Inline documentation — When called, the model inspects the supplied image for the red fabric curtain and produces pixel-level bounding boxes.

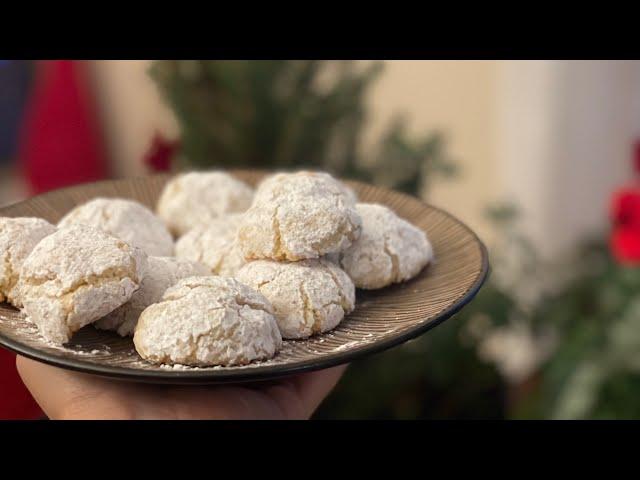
[20,60,108,193]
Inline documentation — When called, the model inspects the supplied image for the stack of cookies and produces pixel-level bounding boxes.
[0,170,433,367]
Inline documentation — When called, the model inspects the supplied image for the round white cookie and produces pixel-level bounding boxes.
[238,171,362,261]
[235,258,355,339]
[156,172,254,236]
[19,224,148,344]
[58,197,174,257]
[175,214,246,277]
[0,217,56,307]
[134,276,281,367]
[333,203,433,289]
[95,256,209,337]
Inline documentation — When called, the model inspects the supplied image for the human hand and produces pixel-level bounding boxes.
[16,356,346,420]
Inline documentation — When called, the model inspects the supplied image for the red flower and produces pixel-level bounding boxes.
[143,133,179,172]
[610,186,640,265]
[611,228,640,265]
[611,187,640,230]
[607,140,640,265]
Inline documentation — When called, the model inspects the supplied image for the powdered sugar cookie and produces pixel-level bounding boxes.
[235,258,355,339]
[333,203,433,289]
[19,224,148,344]
[134,276,281,366]
[0,217,56,307]
[175,214,246,277]
[156,172,254,236]
[238,171,362,261]
[95,256,209,337]
[58,197,174,256]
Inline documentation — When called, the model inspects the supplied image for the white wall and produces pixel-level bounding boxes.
[495,60,640,259]
[366,61,498,243]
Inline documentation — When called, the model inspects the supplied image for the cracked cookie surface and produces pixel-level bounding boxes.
[237,171,362,261]
[19,224,148,344]
[0,217,56,307]
[333,203,433,289]
[175,214,246,277]
[254,171,358,205]
[134,276,282,366]
[235,258,355,339]
[95,256,209,337]
[58,197,174,257]
[157,172,254,236]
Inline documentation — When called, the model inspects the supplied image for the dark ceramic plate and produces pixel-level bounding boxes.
[0,170,489,384]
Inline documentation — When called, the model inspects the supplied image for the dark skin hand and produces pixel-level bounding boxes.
[16,356,346,420]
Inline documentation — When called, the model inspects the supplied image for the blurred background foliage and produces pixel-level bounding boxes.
[151,60,640,419]
[150,60,457,196]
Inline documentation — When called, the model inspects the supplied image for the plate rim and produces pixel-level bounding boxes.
[0,173,490,384]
